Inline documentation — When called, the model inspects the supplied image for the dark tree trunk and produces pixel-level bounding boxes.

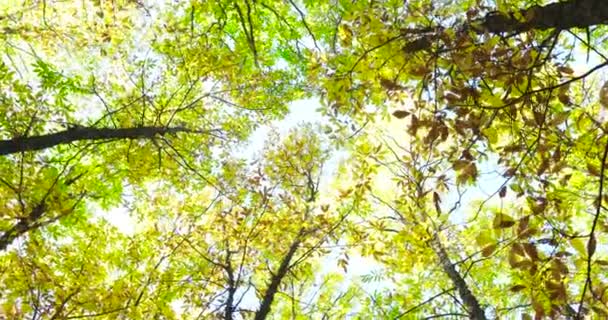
[403,0,608,53]
[224,256,237,320]
[429,235,487,320]
[0,126,205,155]
[479,0,608,34]
[224,285,236,320]
[254,233,302,320]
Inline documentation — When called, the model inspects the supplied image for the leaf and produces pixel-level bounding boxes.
[571,238,587,257]
[458,162,478,184]
[337,258,349,272]
[533,111,544,125]
[532,297,545,319]
[408,115,420,135]
[588,162,601,177]
[481,244,497,257]
[558,93,570,105]
[475,231,493,247]
[517,216,530,235]
[591,306,608,317]
[503,167,517,177]
[551,259,569,276]
[499,186,507,198]
[522,243,539,261]
[595,260,608,266]
[338,23,353,47]
[557,66,574,74]
[528,197,546,215]
[511,243,525,256]
[452,160,469,170]
[508,251,520,268]
[493,213,515,229]
[552,147,561,162]
[518,227,538,239]
[536,158,549,176]
[433,191,441,204]
[601,80,608,108]
[510,183,524,197]
[509,284,526,292]
[433,191,441,215]
[392,110,410,119]
[588,235,597,257]
[381,78,402,91]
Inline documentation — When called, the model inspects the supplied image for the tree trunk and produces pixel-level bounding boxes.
[254,232,303,320]
[478,0,608,34]
[403,0,608,53]
[0,126,208,155]
[429,234,487,320]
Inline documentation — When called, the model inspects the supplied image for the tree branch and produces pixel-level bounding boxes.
[0,203,45,251]
[224,247,237,320]
[403,0,608,53]
[576,136,608,318]
[0,191,86,252]
[0,126,215,155]
[478,0,608,34]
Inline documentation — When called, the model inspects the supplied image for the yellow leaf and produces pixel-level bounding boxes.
[475,231,492,247]
[571,238,586,257]
[338,24,353,47]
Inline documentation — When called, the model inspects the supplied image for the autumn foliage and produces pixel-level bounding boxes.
[2,0,608,319]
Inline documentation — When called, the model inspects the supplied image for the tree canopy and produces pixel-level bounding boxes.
[2,0,608,319]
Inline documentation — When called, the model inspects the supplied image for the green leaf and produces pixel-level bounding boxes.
[493,213,516,229]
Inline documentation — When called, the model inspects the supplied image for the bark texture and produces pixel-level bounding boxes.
[479,0,608,33]
[0,126,204,156]
[403,0,608,53]
[429,235,487,320]
[254,234,302,320]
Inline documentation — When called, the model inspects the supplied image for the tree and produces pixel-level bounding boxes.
[2,0,608,319]
[0,0,300,254]
[304,0,608,318]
